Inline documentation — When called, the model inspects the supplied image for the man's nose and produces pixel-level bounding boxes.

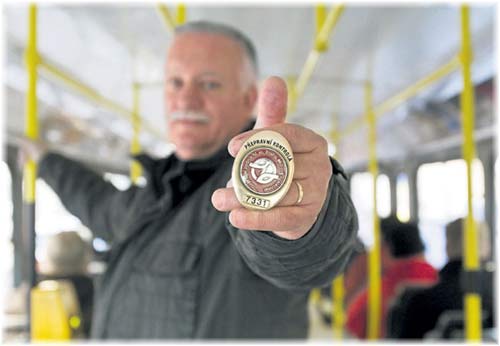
[177,84,203,110]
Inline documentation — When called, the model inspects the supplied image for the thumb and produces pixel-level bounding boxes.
[254,76,288,129]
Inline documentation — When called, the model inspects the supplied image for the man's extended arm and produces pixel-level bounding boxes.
[226,168,358,290]
[38,152,138,244]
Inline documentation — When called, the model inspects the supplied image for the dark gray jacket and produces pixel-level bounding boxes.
[38,143,358,339]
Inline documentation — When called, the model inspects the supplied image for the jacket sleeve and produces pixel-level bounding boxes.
[38,152,138,244]
[226,159,359,291]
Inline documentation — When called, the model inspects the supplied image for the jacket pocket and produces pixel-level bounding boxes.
[133,240,201,276]
[111,241,201,339]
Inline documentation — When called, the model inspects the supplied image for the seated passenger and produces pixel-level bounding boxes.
[346,216,438,339]
[343,238,368,309]
[387,218,493,339]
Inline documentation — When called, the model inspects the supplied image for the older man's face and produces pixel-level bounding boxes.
[165,32,257,161]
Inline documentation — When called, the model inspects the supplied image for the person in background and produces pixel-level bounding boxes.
[346,216,438,339]
[387,218,494,339]
[38,231,94,338]
[19,21,358,339]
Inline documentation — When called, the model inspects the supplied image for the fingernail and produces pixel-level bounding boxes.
[228,139,240,157]
[228,211,236,226]
[211,190,222,210]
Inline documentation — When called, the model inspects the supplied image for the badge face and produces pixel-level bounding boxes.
[232,130,294,210]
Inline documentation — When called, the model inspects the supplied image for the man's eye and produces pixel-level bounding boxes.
[167,78,183,89]
[200,81,221,90]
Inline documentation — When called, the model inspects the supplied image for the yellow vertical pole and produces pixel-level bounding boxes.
[459,5,482,341]
[24,4,39,202]
[24,4,39,339]
[330,109,345,339]
[366,81,381,340]
[176,4,186,25]
[331,275,345,339]
[130,83,142,184]
[308,4,332,316]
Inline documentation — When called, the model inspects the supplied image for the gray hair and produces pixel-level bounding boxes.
[174,21,259,82]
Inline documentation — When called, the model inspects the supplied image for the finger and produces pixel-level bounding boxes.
[254,76,288,129]
[228,124,326,157]
[278,179,316,207]
[229,205,316,233]
[212,187,239,211]
[257,178,317,208]
[212,177,317,212]
[290,151,332,180]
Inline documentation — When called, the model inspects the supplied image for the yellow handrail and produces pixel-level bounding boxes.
[156,4,186,31]
[130,83,143,184]
[293,50,322,103]
[289,5,345,113]
[459,5,481,341]
[374,56,461,117]
[316,5,345,51]
[37,58,164,140]
[315,4,328,52]
[339,56,461,139]
[176,4,186,25]
[286,76,297,115]
[366,81,381,340]
[156,4,177,32]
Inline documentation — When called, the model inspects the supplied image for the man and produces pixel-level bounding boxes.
[20,21,358,339]
[346,217,437,339]
[387,218,493,339]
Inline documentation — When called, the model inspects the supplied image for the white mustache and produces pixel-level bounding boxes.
[170,111,211,123]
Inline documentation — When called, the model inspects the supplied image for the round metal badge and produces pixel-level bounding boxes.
[232,130,294,210]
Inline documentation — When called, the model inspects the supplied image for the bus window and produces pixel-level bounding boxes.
[35,179,91,264]
[396,173,410,222]
[417,159,485,269]
[351,172,391,247]
[377,175,391,218]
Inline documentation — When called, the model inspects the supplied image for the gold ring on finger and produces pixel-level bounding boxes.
[294,181,304,205]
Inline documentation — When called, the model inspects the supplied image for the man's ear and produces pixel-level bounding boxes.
[243,84,258,112]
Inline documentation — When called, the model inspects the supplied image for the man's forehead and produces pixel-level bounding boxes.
[171,31,243,51]
[166,32,245,72]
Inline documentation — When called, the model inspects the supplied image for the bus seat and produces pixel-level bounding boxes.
[31,279,82,340]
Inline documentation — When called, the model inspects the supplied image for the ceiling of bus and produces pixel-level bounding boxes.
[4,4,496,171]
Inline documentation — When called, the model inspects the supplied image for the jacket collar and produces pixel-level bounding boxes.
[132,119,255,182]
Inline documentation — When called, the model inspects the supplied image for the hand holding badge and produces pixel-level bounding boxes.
[232,130,295,210]
[211,77,332,240]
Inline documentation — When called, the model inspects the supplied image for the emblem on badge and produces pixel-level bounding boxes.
[232,130,294,210]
